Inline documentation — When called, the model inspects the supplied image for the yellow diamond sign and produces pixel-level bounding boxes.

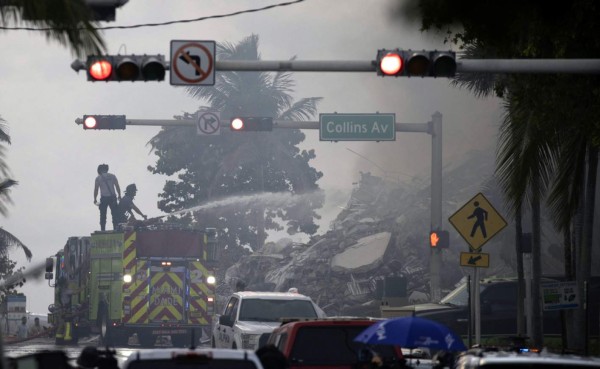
[449,192,507,250]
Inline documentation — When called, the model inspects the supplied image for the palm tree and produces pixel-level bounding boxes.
[0,0,105,57]
[0,117,32,261]
[451,44,534,339]
[148,34,324,255]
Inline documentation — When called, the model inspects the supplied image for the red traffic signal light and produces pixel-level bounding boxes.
[378,51,403,76]
[88,58,113,81]
[230,117,274,132]
[86,55,166,82]
[376,49,457,78]
[81,115,126,130]
[430,230,449,248]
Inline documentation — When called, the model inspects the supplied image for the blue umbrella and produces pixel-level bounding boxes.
[354,316,467,351]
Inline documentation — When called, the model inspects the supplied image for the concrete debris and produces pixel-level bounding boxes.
[220,150,568,317]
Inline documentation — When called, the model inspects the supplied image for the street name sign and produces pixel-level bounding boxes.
[319,113,396,141]
[460,252,490,268]
[449,192,507,251]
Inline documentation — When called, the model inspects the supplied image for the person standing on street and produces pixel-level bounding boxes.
[94,164,121,231]
[17,316,28,340]
[29,317,43,336]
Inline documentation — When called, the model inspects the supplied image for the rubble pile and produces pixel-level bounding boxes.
[220,149,566,317]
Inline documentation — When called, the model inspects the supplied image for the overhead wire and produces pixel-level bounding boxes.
[0,0,306,31]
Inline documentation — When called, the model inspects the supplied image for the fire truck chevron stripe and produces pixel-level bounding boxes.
[189,296,207,311]
[189,303,209,322]
[149,305,180,321]
[129,281,149,300]
[189,261,211,296]
[151,272,184,289]
[149,271,184,322]
[122,232,137,271]
[129,297,149,323]
[192,261,209,275]
[124,260,149,324]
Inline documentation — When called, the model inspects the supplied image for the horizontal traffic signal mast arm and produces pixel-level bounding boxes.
[72,57,600,76]
[214,59,600,74]
[75,117,431,132]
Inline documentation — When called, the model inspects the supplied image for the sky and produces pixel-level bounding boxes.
[0,0,502,314]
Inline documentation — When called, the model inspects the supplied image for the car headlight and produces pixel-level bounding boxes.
[241,333,260,349]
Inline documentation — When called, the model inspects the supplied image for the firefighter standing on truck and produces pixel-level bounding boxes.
[94,164,121,231]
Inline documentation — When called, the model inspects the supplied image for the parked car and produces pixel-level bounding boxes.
[454,348,600,369]
[213,291,326,350]
[382,277,600,337]
[267,317,431,369]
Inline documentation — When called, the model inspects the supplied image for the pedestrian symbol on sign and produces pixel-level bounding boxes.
[467,201,488,238]
[448,193,507,251]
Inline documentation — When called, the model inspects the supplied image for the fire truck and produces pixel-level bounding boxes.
[47,225,218,347]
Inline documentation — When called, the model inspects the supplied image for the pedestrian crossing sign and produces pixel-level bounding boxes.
[449,192,507,251]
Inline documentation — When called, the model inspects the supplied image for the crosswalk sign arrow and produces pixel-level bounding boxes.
[468,255,482,265]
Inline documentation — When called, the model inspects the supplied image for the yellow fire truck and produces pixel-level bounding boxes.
[48,225,217,347]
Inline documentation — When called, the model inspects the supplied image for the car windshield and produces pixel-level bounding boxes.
[290,326,400,365]
[239,299,318,321]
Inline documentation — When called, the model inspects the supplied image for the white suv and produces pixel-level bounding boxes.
[212,291,326,350]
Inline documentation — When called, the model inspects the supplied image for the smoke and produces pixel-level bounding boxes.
[166,190,325,217]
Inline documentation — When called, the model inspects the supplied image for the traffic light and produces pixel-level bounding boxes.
[21,0,128,22]
[86,54,166,82]
[44,257,54,280]
[85,0,129,21]
[376,49,457,78]
[81,115,126,130]
[430,230,449,249]
[230,117,274,132]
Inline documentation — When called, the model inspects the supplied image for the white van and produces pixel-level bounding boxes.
[212,291,326,350]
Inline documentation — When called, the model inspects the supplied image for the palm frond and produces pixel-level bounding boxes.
[546,135,587,231]
[0,228,32,261]
[0,0,106,57]
[278,97,323,122]
[451,42,505,98]
[0,116,11,144]
[0,179,17,216]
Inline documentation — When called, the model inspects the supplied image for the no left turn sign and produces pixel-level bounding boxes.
[170,40,216,86]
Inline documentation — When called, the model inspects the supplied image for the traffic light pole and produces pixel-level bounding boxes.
[430,113,443,302]
[77,114,445,300]
[214,59,600,74]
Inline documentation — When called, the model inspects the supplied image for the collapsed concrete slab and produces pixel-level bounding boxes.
[330,232,392,273]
